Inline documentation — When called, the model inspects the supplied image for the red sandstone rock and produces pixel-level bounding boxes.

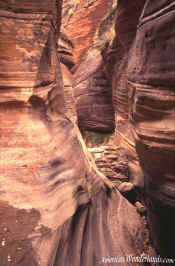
[61,0,114,69]
[73,47,115,132]
[110,0,146,192]
[112,0,146,156]
[127,0,175,258]
[0,1,151,265]
[61,0,117,133]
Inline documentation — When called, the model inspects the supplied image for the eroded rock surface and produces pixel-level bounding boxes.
[108,0,175,260]
[60,0,117,133]
[89,145,129,187]
[127,1,175,258]
[1,0,174,263]
[60,0,117,69]
[74,48,115,132]
[0,0,154,265]
[112,0,146,158]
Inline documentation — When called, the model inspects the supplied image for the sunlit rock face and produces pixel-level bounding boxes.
[0,0,153,265]
[127,0,175,258]
[60,0,116,70]
[70,1,117,133]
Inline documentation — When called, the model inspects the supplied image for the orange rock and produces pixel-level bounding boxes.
[61,0,113,68]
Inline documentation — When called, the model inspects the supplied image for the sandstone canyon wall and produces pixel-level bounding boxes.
[0,0,151,265]
[60,0,117,69]
[57,0,118,133]
[127,0,175,258]
[112,0,146,187]
[0,0,175,264]
[112,0,175,260]
[72,0,117,133]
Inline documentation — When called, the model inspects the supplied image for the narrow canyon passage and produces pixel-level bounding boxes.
[0,0,175,265]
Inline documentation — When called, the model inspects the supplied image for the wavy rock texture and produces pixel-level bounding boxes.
[61,0,117,133]
[0,0,153,265]
[58,33,75,72]
[127,0,175,258]
[73,47,115,133]
[111,0,175,259]
[112,0,146,157]
[57,33,76,121]
[60,62,77,122]
[60,0,117,69]
[110,0,146,192]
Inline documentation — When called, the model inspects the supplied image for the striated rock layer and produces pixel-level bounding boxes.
[111,0,146,191]
[60,0,117,69]
[73,47,115,133]
[110,0,175,259]
[0,0,153,265]
[127,0,175,258]
[60,0,117,133]
[112,0,146,157]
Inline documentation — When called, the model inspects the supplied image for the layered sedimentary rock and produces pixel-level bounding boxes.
[61,0,117,69]
[112,0,146,155]
[0,0,153,265]
[60,0,117,133]
[72,1,118,133]
[73,47,115,132]
[111,0,146,190]
[60,62,77,122]
[57,33,76,121]
[89,145,129,186]
[127,0,175,258]
[58,33,75,72]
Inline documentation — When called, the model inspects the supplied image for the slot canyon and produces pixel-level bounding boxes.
[0,0,175,265]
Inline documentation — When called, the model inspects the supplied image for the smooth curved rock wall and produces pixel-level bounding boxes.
[0,0,152,265]
[127,0,175,257]
[112,0,146,159]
